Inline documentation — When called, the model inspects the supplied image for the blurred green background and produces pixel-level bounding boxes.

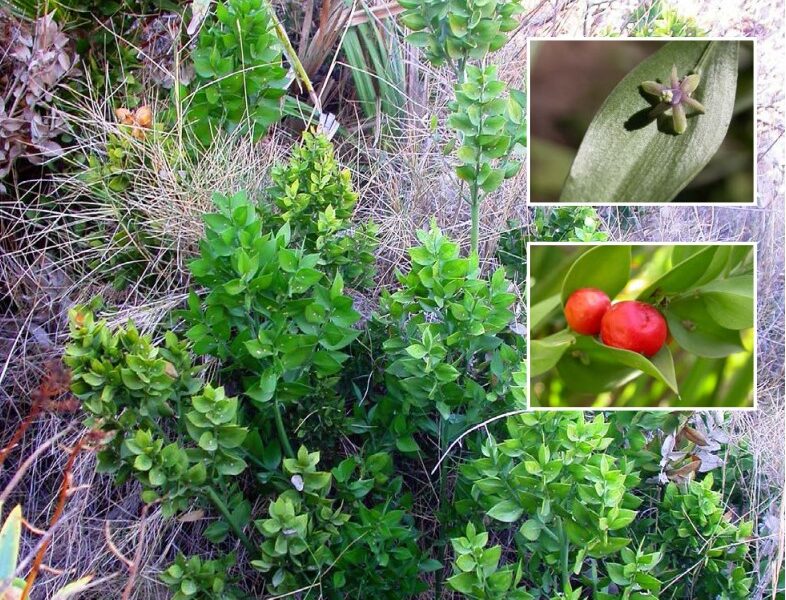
[530,244,755,408]
[530,40,754,203]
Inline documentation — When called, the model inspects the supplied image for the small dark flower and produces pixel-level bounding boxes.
[641,65,706,134]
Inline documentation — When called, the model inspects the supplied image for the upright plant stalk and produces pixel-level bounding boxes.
[273,400,295,459]
[434,418,448,599]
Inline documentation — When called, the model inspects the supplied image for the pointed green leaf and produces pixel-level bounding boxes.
[530,330,576,377]
[556,336,678,395]
[561,245,631,303]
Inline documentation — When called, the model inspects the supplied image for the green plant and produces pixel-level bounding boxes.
[64,308,252,545]
[184,0,287,146]
[160,553,239,599]
[183,188,362,453]
[497,208,608,281]
[341,18,409,128]
[599,545,662,600]
[251,445,427,597]
[262,131,378,288]
[398,0,523,71]
[368,222,525,596]
[184,384,248,478]
[370,223,524,453]
[398,0,525,255]
[447,522,532,599]
[626,1,707,37]
[123,428,198,516]
[454,411,755,599]
[64,309,199,433]
[448,65,525,251]
[655,474,753,599]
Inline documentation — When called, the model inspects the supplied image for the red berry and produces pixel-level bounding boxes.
[564,288,611,336]
[600,301,668,357]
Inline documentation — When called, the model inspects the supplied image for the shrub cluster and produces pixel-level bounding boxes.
[60,132,755,599]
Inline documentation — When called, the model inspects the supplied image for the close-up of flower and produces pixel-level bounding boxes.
[641,65,706,134]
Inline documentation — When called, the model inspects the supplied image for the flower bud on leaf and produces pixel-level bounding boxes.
[640,65,706,134]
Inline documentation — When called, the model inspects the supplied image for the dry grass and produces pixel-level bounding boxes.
[0,0,784,598]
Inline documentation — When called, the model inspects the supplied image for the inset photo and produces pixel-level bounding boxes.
[528,243,755,409]
[528,39,755,204]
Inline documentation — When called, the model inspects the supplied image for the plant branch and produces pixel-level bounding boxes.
[205,487,255,554]
[273,400,295,459]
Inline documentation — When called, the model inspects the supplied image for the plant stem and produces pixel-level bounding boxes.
[434,417,448,600]
[205,487,255,554]
[266,0,322,117]
[469,180,480,256]
[559,518,570,593]
[273,400,295,459]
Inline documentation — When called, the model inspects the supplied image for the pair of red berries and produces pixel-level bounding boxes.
[563,288,668,357]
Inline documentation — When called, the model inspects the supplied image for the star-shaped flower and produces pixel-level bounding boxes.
[641,65,705,134]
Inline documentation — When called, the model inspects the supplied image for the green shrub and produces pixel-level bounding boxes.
[398,0,523,69]
[160,553,240,599]
[251,445,427,598]
[64,309,245,518]
[497,207,608,281]
[453,411,754,599]
[654,474,753,599]
[60,126,760,599]
[369,223,525,454]
[447,522,531,599]
[182,188,362,450]
[262,131,378,288]
[185,0,287,146]
[448,64,525,248]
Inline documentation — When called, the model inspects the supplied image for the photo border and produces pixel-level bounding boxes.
[525,240,758,411]
[525,37,758,207]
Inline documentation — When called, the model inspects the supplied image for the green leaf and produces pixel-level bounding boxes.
[638,246,718,300]
[134,454,153,471]
[607,563,630,586]
[561,245,631,303]
[529,294,561,332]
[699,274,754,329]
[530,330,575,377]
[181,579,198,595]
[447,572,478,594]
[199,431,218,452]
[560,41,740,203]
[406,344,428,359]
[665,296,745,358]
[557,336,678,395]
[148,467,166,487]
[395,435,420,454]
[217,455,247,476]
[519,519,542,541]
[487,499,523,523]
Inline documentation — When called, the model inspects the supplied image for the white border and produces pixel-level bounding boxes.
[525,241,758,411]
[525,37,758,207]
